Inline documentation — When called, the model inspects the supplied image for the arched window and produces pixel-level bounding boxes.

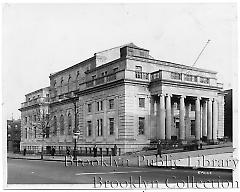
[68,113,72,135]
[60,115,64,135]
[53,116,57,135]
[60,77,64,86]
[53,80,57,88]
[68,75,71,83]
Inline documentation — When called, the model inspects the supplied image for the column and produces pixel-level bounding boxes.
[185,102,191,139]
[195,97,201,141]
[179,95,185,140]
[150,96,157,139]
[159,94,165,140]
[207,99,213,140]
[171,101,175,137]
[212,98,218,142]
[166,94,172,140]
[202,100,207,139]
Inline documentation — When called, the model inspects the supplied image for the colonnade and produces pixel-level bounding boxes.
[151,94,218,142]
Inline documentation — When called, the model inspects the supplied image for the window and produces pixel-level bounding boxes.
[68,113,72,135]
[191,104,195,111]
[87,121,92,136]
[53,80,57,87]
[46,127,50,138]
[101,72,105,77]
[184,74,198,82]
[61,78,64,86]
[138,117,145,135]
[139,98,145,108]
[60,115,64,135]
[46,94,49,97]
[34,127,37,138]
[191,120,195,135]
[76,71,80,78]
[135,66,143,79]
[177,103,180,110]
[97,119,103,136]
[200,77,209,84]
[109,118,114,135]
[25,117,27,124]
[109,99,114,109]
[34,115,37,122]
[96,101,103,111]
[25,128,27,139]
[68,75,71,83]
[53,116,57,135]
[104,71,108,76]
[171,72,181,80]
[87,103,92,113]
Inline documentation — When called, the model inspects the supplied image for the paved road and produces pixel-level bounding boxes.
[8,159,232,189]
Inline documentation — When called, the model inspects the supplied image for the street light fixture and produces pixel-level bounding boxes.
[73,131,80,161]
[62,93,79,160]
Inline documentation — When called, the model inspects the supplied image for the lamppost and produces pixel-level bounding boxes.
[64,94,79,161]
[73,132,80,161]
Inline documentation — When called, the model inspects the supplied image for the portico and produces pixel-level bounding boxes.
[150,94,219,143]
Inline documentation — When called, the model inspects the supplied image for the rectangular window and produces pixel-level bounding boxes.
[34,127,37,138]
[177,103,180,110]
[138,117,145,135]
[97,119,103,136]
[171,72,181,80]
[200,77,209,84]
[191,120,195,135]
[135,66,143,79]
[109,99,114,109]
[139,98,145,108]
[97,102,99,111]
[87,103,92,113]
[191,104,195,111]
[184,74,198,82]
[109,118,114,135]
[34,115,37,122]
[25,117,27,124]
[96,101,103,111]
[87,121,92,136]
[25,128,27,139]
[46,127,49,138]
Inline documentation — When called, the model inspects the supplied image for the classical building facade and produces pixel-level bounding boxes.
[19,87,50,152]
[19,43,225,154]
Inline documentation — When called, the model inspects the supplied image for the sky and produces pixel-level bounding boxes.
[2,3,238,122]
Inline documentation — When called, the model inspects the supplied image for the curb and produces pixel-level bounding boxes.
[149,165,233,172]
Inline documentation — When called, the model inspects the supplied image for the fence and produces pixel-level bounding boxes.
[19,140,185,157]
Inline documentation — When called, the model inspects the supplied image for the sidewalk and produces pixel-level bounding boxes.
[7,143,234,170]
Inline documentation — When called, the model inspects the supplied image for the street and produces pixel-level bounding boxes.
[8,158,232,188]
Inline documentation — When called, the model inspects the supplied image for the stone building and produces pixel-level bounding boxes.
[19,43,225,154]
[19,87,50,152]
